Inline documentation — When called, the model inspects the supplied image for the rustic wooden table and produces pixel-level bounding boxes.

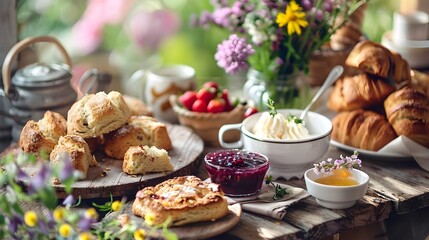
[2,140,428,239]
[196,145,429,240]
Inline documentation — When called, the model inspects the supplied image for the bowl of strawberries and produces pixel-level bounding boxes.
[170,81,246,146]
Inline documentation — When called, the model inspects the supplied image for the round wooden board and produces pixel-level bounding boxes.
[104,202,242,240]
[17,124,204,199]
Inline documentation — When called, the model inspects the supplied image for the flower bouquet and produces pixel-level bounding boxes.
[193,0,367,108]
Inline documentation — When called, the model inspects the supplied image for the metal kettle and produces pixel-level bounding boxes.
[0,36,77,142]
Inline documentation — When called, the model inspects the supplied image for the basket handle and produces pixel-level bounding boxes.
[1,35,72,98]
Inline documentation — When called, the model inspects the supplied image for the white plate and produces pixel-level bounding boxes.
[330,140,415,162]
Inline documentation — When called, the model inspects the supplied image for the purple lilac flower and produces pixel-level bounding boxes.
[62,195,75,207]
[212,7,233,28]
[324,0,333,12]
[7,213,23,233]
[77,216,97,231]
[215,34,255,74]
[29,163,51,194]
[302,0,313,10]
[58,152,74,182]
[262,0,278,8]
[314,8,324,21]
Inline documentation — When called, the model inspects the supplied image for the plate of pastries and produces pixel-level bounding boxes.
[327,40,429,160]
[17,91,204,198]
[106,175,242,240]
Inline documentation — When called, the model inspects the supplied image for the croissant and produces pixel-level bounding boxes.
[332,109,397,151]
[410,69,429,97]
[384,86,429,148]
[345,41,411,87]
[328,74,395,112]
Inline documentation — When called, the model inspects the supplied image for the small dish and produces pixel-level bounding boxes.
[218,109,333,180]
[304,168,369,209]
[204,149,269,197]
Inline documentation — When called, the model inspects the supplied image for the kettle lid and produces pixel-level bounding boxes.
[12,63,72,87]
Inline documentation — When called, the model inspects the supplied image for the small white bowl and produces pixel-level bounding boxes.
[219,109,332,180]
[304,168,370,209]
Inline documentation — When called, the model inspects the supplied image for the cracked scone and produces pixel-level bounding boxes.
[67,91,131,138]
[50,135,98,179]
[123,145,173,175]
[132,176,229,226]
[104,116,172,159]
[19,111,67,155]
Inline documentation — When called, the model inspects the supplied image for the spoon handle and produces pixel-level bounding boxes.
[300,65,344,120]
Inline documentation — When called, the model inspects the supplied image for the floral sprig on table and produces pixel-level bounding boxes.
[313,151,362,174]
[0,152,177,240]
[265,175,288,200]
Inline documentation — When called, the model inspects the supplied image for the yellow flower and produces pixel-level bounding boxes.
[111,200,122,212]
[85,208,98,220]
[53,207,65,222]
[276,0,309,35]
[59,223,73,238]
[24,211,38,227]
[144,213,156,226]
[134,228,147,240]
[78,232,93,240]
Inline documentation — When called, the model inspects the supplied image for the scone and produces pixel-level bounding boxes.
[50,135,98,179]
[67,91,131,138]
[19,111,67,155]
[132,176,229,226]
[123,95,153,116]
[123,145,173,175]
[104,116,172,159]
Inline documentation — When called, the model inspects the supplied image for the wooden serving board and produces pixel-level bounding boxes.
[104,202,241,240]
[3,124,204,199]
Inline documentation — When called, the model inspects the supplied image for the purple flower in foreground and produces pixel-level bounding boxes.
[58,152,74,181]
[62,195,75,207]
[77,216,97,231]
[215,34,254,74]
[29,163,51,194]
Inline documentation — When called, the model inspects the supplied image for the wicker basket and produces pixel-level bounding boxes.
[169,95,245,146]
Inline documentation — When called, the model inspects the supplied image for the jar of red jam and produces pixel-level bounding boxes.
[204,149,269,197]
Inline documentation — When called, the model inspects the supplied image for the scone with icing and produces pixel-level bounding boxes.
[132,176,229,226]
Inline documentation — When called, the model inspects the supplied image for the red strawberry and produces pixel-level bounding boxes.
[179,91,197,110]
[196,88,216,103]
[207,98,226,113]
[203,81,219,91]
[220,89,232,111]
[244,107,258,118]
[192,99,208,112]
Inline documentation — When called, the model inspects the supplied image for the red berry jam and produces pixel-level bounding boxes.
[204,150,269,197]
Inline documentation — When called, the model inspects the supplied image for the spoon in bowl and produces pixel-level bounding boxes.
[299,65,344,120]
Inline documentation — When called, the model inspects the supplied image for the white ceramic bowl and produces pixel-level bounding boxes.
[304,168,370,209]
[218,109,332,180]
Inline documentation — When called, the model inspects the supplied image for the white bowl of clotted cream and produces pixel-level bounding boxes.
[218,109,332,180]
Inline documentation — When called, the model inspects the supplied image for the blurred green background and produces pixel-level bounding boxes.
[16,0,399,89]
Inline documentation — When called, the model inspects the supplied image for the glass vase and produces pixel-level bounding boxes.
[243,68,311,110]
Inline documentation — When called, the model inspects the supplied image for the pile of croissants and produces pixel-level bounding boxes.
[328,40,429,151]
